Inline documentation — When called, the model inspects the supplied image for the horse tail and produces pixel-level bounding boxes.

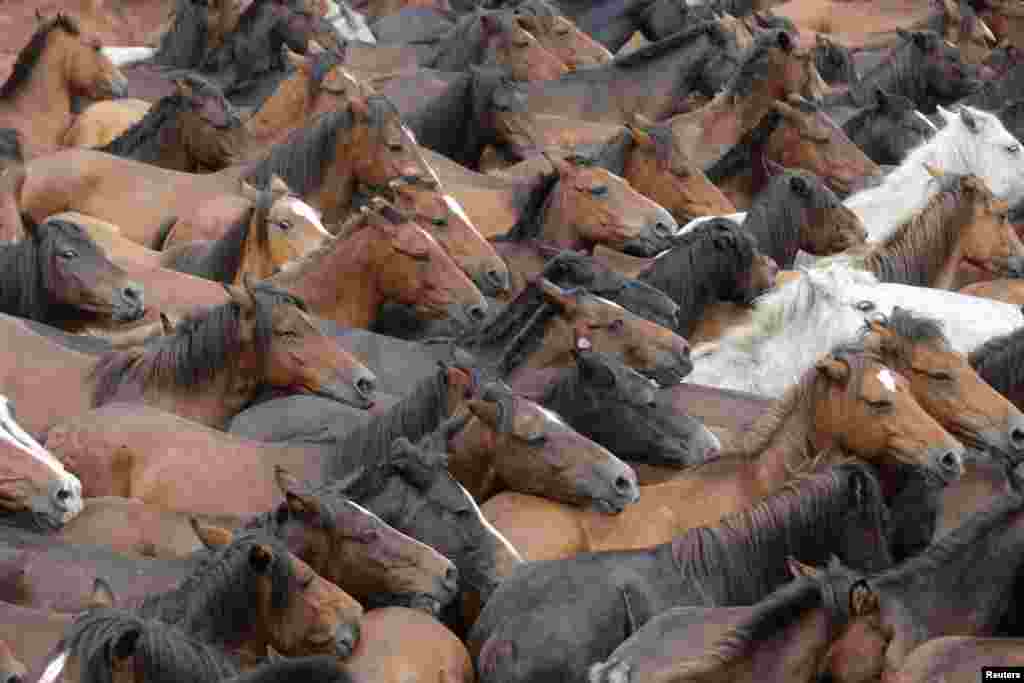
[152,216,179,251]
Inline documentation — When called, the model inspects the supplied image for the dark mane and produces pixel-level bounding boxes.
[864,172,974,286]
[137,531,297,646]
[722,29,796,99]
[191,189,272,283]
[153,0,209,68]
[671,462,890,605]
[612,22,726,69]
[65,608,238,683]
[0,218,94,321]
[0,14,81,100]
[969,325,1024,398]
[224,656,351,683]
[89,282,305,405]
[590,128,634,175]
[704,108,783,184]
[245,96,401,196]
[0,128,24,162]
[320,365,455,480]
[491,168,560,242]
[743,169,841,268]
[100,94,190,159]
[459,279,563,377]
[845,31,944,107]
[638,218,758,336]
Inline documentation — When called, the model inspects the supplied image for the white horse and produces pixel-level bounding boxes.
[325,0,377,43]
[679,105,1024,242]
[687,264,1024,396]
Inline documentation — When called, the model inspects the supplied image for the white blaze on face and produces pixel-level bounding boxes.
[40,650,68,683]
[877,368,897,393]
[286,198,329,235]
[443,195,475,229]
[0,396,68,479]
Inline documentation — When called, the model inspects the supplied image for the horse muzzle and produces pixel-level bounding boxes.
[926,443,966,484]
[315,369,377,410]
[620,214,679,258]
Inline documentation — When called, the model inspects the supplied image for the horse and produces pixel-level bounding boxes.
[0,129,26,244]
[817,481,1024,683]
[511,11,613,69]
[478,13,570,82]
[160,178,330,284]
[931,0,998,65]
[0,218,145,328]
[351,175,511,297]
[0,281,375,435]
[841,87,938,165]
[480,344,965,565]
[846,105,1024,242]
[0,14,127,160]
[20,95,431,248]
[0,639,23,683]
[61,99,154,148]
[458,277,692,386]
[0,395,83,531]
[266,197,487,329]
[469,464,893,683]
[636,218,778,338]
[586,563,879,683]
[814,33,859,85]
[840,170,1024,290]
[891,636,1024,683]
[94,74,243,173]
[665,30,827,168]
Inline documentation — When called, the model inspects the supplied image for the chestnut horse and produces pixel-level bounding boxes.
[511,12,613,70]
[0,129,27,243]
[0,217,145,328]
[19,95,430,248]
[0,14,127,159]
[62,98,154,149]
[0,395,83,530]
[0,282,375,435]
[481,344,965,564]
[479,13,569,82]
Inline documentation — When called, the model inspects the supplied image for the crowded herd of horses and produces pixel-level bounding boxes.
[8,0,1024,680]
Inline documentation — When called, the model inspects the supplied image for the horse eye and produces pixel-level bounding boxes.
[928,370,954,381]
[854,300,875,312]
[588,186,609,197]
[277,220,292,231]
[608,319,625,332]
[432,217,448,227]
[866,398,893,410]
[455,508,473,519]
[525,434,548,446]
[59,249,77,259]
[1007,143,1020,154]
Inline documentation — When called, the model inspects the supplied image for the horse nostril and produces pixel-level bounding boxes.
[356,376,375,398]
[1013,427,1024,446]
[614,475,632,493]
[56,488,71,502]
[654,222,673,238]
[467,302,488,323]
[122,285,141,302]
[939,450,962,474]
[486,269,508,289]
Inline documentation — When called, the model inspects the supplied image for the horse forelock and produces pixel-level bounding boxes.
[67,609,238,683]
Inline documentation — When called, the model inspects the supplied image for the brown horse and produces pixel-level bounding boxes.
[937,0,998,65]
[959,278,1024,304]
[0,129,27,244]
[356,175,511,296]
[161,178,330,284]
[0,639,24,683]
[0,282,376,435]
[268,197,487,329]
[512,13,613,69]
[668,30,828,167]
[845,171,1024,290]
[0,217,145,327]
[480,13,569,82]
[19,95,430,248]
[892,636,1024,682]
[62,99,153,148]
[0,14,127,160]
[481,344,965,563]
[0,394,83,530]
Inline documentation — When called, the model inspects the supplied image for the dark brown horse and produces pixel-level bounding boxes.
[0,218,145,327]
[0,14,126,160]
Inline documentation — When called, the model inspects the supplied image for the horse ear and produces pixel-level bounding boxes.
[223,282,256,311]
[922,163,944,178]
[275,466,323,519]
[159,312,175,335]
[786,557,823,579]
[239,180,262,202]
[89,577,117,609]
[959,106,980,133]
[625,119,655,149]
[248,545,274,574]
[850,579,879,616]
[285,47,310,72]
[467,398,503,429]
[537,278,579,316]
[935,104,955,125]
[815,356,851,384]
[873,87,889,110]
[911,31,932,51]
[269,175,290,198]
[789,174,811,198]
[190,518,234,550]
[266,645,284,662]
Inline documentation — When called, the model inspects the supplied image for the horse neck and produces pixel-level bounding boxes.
[514,315,576,374]
[538,189,593,251]
[744,195,800,267]
[244,75,312,147]
[268,231,382,328]
[4,47,75,154]
[864,199,964,287]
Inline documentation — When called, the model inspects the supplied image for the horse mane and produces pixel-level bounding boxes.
[89,282,305,405]
[234,0,276,33]
[612,22,726,68]
[491,167,560,242]
[721,29,795,100]
[744,170,837,267]
[842,90,918,139]
[320,365,454,481]
[245,96,396,196]
[198,190,272,283]
[969,324,1024,396]
[66,608,238,683]
[100,94,190,158]
[223,656,351,683]
[137,531,297,645]
[704,108,783,183]
[0,218,77,321]
[0,128,23,162]
[863,172,977,286]
[0,14,80,100]
[153,0,209,68]
[669,576,825,677]
[639,218,757,336]
[864,306,949,357]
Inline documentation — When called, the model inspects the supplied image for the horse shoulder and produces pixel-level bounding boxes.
[481,492,586,563]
